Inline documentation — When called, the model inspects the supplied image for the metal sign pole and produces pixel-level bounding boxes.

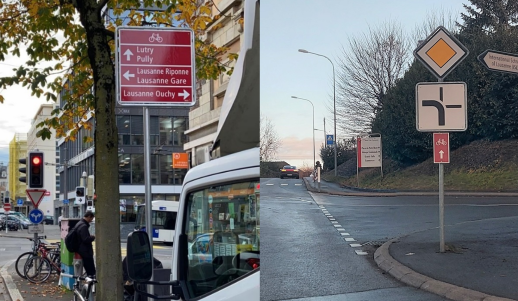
[438,77,445,253]
[143,107,154,298]
[439,163,445,252]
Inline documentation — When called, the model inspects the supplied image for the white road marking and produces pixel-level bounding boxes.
[295,184,302,186]
[340,233,350,236]
[333,225,342,228]
[350,244,362,247]
[336,228,346,231]
[329,218,335,221]
[355,250,368,256]
[344,237,356,242]
[331,221,338,224]
[266,183,274,186]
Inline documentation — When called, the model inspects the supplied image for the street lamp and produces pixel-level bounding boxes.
[291,96,315,170]
[298,49,337,176]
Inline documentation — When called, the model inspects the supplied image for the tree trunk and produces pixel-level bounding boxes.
[73,1,122,300]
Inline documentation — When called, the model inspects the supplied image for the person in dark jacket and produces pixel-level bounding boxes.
[75,211,96,277]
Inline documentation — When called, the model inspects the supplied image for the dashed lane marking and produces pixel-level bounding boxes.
[340,233,350,236]
[336,228,346,231]
[350,244,362,248]
[266,184,274,186]
[355,250,368,256]
[333,225,342,228]
[344,237,356,242]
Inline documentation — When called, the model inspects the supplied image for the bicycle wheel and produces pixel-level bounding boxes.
[15,252,35,279]
[24,256,52,283]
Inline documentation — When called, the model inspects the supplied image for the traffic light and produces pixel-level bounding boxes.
[19,157,27,183]
[3,197,8,204]
[76,186,85,198]
[29,151,44,188]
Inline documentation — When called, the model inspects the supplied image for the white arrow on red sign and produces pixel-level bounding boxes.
[26,189,46,208]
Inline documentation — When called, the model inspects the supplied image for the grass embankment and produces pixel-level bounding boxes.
[322,139,518,192]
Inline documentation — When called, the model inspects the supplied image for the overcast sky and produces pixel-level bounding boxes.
[0,57,50,166]
[261,0,469,168]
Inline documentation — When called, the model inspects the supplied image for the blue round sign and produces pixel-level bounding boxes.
[29,209,44,224]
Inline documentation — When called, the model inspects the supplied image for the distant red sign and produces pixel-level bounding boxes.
[116,27,195,106]
[433,133,450,163]
[3,203,10,212]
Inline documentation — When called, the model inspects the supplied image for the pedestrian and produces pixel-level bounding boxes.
[75,211,96,277]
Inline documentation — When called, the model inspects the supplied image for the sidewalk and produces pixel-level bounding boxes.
[0,223,133,301]
[0,225,73,301]
[305,177,518,301]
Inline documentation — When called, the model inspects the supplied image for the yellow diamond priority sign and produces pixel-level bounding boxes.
[414,26,468,79]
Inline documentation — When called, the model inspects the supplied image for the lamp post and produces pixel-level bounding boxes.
[298,49,337,176]
[291,96,315,170]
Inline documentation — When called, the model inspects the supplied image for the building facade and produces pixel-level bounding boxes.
[184,0,244,165]
[8,133,28,214]
[0,162,7,202]
[56,101,190,223]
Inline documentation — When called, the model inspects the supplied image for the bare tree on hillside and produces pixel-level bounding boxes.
[260,115,282,162]
[336,21,410,136]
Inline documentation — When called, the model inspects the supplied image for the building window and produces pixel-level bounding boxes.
[119,154,131,184]
[117,115,144,146]
[131,154,144,184]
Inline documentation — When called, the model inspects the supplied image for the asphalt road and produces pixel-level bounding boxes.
[260,178,448,301]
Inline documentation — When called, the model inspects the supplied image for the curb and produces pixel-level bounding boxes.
[302,177,518,197]
[374,238,515,301]
[0,260,24,301]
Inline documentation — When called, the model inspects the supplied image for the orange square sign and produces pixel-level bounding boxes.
[172,153,189,169]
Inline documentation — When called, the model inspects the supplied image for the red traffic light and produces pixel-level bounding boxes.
[32,156,42,165]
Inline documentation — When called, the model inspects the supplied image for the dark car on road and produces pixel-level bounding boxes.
[43,215,54,225]
[0,215,19,231]
[280,165,299,179]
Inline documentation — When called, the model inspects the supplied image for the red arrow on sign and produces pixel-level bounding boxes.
[26,189,46,208]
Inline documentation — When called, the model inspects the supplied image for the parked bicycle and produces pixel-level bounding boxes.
[62,273,96,301]
[14,236,55,279]
[23,239,62,283]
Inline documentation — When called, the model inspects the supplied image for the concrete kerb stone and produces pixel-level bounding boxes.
[0,260,24,301]
[376,237,515,301]
[301,177,518,197]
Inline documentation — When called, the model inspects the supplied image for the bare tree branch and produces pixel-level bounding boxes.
[336,21,410,136]
[260,115,282,162]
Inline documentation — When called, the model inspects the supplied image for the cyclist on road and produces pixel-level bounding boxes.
[75,211,96,277]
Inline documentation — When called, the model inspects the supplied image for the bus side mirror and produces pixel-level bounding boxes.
[126,231,153,282]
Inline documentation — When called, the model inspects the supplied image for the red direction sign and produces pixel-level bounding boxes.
[433,133,450,163]
[116,27,196,106]
[3,203,11,212]
[26,189,46,208]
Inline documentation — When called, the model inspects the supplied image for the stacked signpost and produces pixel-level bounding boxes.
[115,26,196,290]
[413,26,469,253]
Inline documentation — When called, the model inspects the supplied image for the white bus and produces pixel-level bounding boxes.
[135,200,179,245]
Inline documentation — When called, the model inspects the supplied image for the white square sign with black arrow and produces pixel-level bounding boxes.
[416,82,467,132]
